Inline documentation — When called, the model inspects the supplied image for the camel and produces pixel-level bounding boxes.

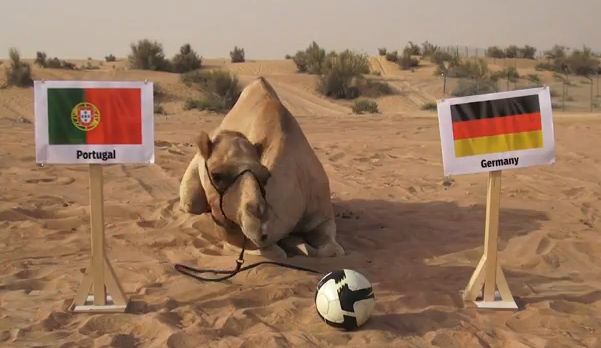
[179,77,344,258]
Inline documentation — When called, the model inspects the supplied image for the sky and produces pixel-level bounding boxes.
[1,0,600,59]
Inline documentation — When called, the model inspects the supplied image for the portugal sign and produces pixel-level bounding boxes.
[437,87,555,176]
[34,81,154,164]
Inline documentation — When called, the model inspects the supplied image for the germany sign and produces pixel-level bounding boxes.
[437,87,555,176]
[34,80,154,164]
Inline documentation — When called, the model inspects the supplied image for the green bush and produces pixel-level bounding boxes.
[447,59,489,79]
[452,79,498,97]
[105,54,116,62]
[352,99,379,114]
[378,48,387,56]
[421,101,437,111]
[385,51,398,62]
[421,41,438,57]
[128,39,171,71]
[182,70,241,112]
[171,43,202,73]
[293,42,325,74]
[6,48,32,87]
[491,66,520,82]
[358,79,394,97]
[230,46,245,63]
[405,41,421,56]
[35,51,47,67]
[318,50,369,99]
[284,54,292,59]
[45,57,76,70]
[399,52,419,70]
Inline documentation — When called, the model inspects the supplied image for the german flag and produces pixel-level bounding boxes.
[451,95,543,157]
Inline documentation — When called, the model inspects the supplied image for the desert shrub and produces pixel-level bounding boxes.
[491,66,520,82]
[378,48,387,56]
[399,52,419,70]
[182,70,241,112]
[358,79,394,97]
[421,101,437,111]
[486,46,505,58]
[128,39,171,71]
[385,51,398,62]
[292,41,326,74]
[292,51,308,72]
[154,103,165,115]
[447,59,490,79]
[405,41,421,56]
[230,46,245,63]
[105,54,116,62]
[284,54,292,59]
[83,61,99,70]
[35,51,47,67]
[527,74,542,85]
[352,99,379,114]
[535,62,555,71]
[452,79,498,97]
[45,57,76,70]
[171,43,202,73]
[421,41,438,57]
[318,50,369,99]
[6,48,32,87]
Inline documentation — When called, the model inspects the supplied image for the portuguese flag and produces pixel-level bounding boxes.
[47,88,142,144]
[451,95,543,157]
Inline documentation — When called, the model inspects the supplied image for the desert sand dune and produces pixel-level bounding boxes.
[1,59,601,347]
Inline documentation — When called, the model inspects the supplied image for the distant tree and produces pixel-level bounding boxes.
[504,45,519,58]
[35,51,47,67]
[566,46,599,76]
[171,43,202,73]
[486,46,505,58]
[230,46,245,63]
[518,45,537,59]
[378,48,387,56]
[105,54,116,62]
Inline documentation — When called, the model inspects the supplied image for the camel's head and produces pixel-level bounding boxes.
[196,129,271,247]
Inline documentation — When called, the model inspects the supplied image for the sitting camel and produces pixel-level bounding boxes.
[179,77,344,258]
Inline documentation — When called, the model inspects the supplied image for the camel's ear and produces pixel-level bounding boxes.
[196,131,212,160]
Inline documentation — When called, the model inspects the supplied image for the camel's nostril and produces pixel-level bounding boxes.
[260,234,268,241]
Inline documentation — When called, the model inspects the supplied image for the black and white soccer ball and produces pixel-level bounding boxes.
[314,269,375,330]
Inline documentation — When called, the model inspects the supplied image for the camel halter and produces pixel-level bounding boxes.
[174,160,320,282]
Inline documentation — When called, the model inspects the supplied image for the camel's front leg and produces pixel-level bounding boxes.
[179,155,209,214]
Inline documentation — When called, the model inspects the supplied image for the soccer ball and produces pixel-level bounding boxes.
[314,269,375,330]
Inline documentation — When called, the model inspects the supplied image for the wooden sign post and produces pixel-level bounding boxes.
[436,87,555,310]
[71,165,128,312]
[462,170,517,309]
[34,80,154,314]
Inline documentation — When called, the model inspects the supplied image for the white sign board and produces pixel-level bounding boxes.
[34,80,154,164]
[437,87,555,176]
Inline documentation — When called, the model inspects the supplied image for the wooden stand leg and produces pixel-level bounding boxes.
[71,164,128,313]
[462,170,517,309]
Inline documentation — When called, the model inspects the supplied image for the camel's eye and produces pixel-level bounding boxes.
[211,172,225,184]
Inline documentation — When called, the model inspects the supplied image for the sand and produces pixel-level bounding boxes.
[1,58,601,347]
